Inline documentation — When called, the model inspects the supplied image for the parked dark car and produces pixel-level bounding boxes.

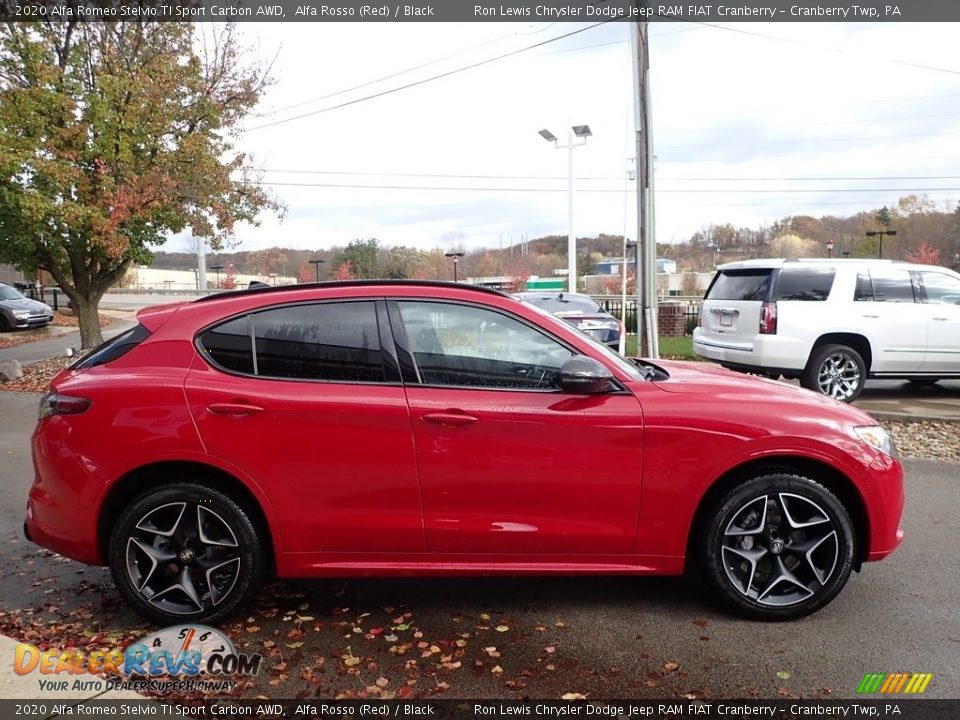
[26,281,903,625]
[514,291,622,350]
[0,283,53,331]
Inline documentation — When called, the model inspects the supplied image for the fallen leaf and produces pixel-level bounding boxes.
[545,646,556,653]
[495,625,510,633]
[376,677,389,688]
[286,642,304,649]
[491,665,503,676]
[664,661,679,672]
[777,671,792,680]
[561,693,587,700]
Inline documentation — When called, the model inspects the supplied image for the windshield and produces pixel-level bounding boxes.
[522,294,602,314]
[0,286,25,301]
[516,298,644,382]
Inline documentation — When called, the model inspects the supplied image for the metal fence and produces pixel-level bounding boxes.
[591,295,702,335]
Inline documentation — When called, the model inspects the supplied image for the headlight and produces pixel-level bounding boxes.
[853,425,898,458]
[14,311,30,319]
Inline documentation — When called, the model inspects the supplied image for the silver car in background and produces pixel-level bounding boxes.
[0,283,53,331]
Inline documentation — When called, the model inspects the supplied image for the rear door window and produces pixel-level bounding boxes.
[198,301,386,382]
[705,270,773,301]
[774,267,835,301]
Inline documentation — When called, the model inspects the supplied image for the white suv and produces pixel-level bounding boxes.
[692,258,960,401]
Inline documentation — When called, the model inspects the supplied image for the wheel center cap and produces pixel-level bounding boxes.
[770,539,785,555]
[179,549,195,564]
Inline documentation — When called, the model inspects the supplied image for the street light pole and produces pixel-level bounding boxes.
[865,229,897,259]
[309,258,326,282]
[209,264,224,290]
[444,251,465,282]
[539,125,592,293]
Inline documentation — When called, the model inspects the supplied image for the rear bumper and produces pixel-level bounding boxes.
[693,331,810,372]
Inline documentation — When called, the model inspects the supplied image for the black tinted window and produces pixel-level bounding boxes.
[253,302,383,382]
[854,272,874,301]
[774,267,835,301]
[706,270,773,301]
[199,316,254,374]
[864,270,915,303]
[73,324,152,369]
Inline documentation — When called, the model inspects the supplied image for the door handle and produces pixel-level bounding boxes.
[422,412,479,427]
[861,314,880,319]
[207,402,264,417]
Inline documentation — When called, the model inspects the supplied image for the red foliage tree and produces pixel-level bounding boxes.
[333,261,356,281]
[905,241,941,266]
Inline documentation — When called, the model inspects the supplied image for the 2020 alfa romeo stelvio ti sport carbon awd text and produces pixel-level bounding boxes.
[24,281,904,624]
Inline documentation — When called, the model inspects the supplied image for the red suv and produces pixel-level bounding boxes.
[25,281,904,623]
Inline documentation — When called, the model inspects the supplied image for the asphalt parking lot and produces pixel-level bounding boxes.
[1,390,958,700]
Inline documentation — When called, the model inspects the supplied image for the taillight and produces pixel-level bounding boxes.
[759,301,778,334]
[38,392,91,420]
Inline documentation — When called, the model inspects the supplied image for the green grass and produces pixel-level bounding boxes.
[625,334,697,360]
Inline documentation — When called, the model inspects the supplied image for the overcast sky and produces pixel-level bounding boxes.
[172,21,960,255]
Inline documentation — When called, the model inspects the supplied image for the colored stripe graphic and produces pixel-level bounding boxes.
[858,673,932,694]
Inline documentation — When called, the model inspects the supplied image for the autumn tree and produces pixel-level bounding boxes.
[334,239,379,279]
[0,22,279,347]
[905,241,941,266]
[333,261,356,281]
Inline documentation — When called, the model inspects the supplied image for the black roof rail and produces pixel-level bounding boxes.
[193,279,511,304]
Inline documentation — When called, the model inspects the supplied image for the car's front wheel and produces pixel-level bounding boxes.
[802,343,866,402]
[701,473,856,621]
[108,483,266,625]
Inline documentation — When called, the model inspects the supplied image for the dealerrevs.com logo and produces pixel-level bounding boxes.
[14,624,261,694]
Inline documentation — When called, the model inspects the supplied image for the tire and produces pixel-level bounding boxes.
[801,343,866,402]
[108,483,266,625]
[0,314,10,332]
[700,473,856,621]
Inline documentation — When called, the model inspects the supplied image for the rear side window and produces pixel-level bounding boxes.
[73,324,152,369]
[198,301,385,383]
[200,316,254,374]
[854,269,915,303]
[774,267,836,301]
[705,270,773,301]
[253,302,383,382]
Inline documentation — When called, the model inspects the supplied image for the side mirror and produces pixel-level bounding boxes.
[558,355,614,394]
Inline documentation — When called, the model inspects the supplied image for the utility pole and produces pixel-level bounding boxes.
[631,20,658,358]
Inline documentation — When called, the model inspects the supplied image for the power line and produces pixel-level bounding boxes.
[243,22,608,133]
[658,111,960,136]
[697,22,960,78]
[252,180,960,194]
[659,130,960,151]
[260,168,960,183]
[252,24,562,119]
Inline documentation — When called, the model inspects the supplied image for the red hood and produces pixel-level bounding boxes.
[648,359,876,424]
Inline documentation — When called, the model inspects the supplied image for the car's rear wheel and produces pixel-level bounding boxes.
[701,473,855,621]
[108,483,266,625]
[802,344,865,402]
